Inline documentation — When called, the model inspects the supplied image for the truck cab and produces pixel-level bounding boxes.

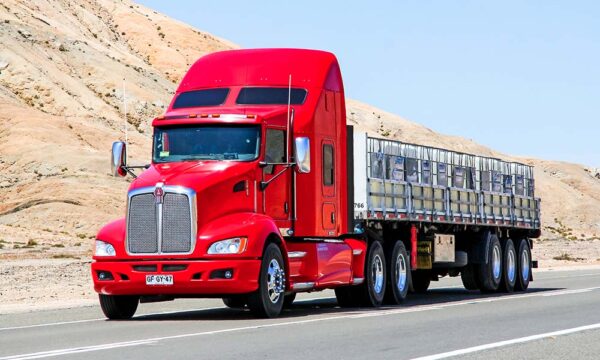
[93,49,360,318]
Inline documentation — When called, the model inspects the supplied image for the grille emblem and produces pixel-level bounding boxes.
[154,185,164,204]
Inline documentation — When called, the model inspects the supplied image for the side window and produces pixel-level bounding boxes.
[264,129,285,174]
[323,144,334,186]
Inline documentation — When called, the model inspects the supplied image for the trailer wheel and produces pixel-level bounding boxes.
[479,234,502,292]
[515,238,531,291]
[384,241,410,304]
[247,243,285,318]
[99,294,139,320]
[222,295,247,309]
[460,264,480,291]
[411,271,431,293]
[498,239,517,293]
[283,293,296,308]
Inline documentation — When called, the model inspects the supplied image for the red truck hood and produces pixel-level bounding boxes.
[130,161,256,193]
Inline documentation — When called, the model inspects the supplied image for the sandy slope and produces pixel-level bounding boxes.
[0,0,599,312]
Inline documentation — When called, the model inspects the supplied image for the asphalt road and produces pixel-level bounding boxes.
[2,268,600,360]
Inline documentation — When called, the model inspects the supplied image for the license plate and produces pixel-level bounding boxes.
[146,274,173,286]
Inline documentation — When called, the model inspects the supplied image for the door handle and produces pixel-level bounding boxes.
[331,212,335,224]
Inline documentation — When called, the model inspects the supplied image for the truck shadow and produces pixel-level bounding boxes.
[129,287,561,322]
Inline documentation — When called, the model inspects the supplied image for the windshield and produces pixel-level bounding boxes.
[153,125,261,163]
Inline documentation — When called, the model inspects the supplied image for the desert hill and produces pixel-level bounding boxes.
[0,0,599,311]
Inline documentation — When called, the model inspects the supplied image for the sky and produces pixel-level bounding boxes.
[138,1,599,167]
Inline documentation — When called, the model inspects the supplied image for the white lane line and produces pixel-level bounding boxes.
[0,295,335,332]
[0,306,221,332]
[0,339,157,360]
[3,286,600,360]
[1,282,598,332]
[540,272,600,280]
[410,322,600,360]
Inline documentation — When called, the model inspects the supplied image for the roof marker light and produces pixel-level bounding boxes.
[189,114,197,118]
[211,114,220,118]
[246,114,256,119]
[200,114,208,118]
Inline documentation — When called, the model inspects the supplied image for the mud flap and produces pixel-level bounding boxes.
[469,230,492,265]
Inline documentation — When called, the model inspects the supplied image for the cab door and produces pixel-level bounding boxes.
[263,128,290,221]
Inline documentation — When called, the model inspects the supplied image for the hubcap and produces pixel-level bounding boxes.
[267,259,285,303]
[372,254,384,294]
[396,253,407,292]
[492,245,501,280]
[521,248,530,281]
[508,248,516,283]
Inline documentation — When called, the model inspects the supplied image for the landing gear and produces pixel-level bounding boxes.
[248,243,286,318]
[99,294,139,320]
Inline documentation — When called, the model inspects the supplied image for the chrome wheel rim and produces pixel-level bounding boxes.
[396,253,407,292]
[267,259,285,303]
[372,254,384,294]
[508,248,516,283]
[521,247,530,281]
[492,246,501,280]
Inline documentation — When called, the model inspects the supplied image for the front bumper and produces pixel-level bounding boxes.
[92,259,261,296]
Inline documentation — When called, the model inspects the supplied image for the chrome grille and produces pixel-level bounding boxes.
[126,186,196,255]
[128,194,158,253]
[161,193,192,253]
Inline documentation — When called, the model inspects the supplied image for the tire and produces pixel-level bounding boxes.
[283,293,296,308]
[247,243,286,318]
[384,241,410,304]
[222,295,247,309]
[362,241,386,306]
[411,271,431,293]
[335,286,362,307]
[461,264,480,291]
[498,239,517,293]
[99,294,139,320]
[479,234,502,292]
[515,238,531,291]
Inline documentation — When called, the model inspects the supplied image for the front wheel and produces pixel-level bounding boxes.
[99,294,139,320]
[247,243,286,318]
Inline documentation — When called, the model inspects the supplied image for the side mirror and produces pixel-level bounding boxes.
[111,141,127,177]
[294,137,310,173]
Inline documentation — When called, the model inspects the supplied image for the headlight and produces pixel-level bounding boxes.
[207,237,247,254]
[95,240,116,256]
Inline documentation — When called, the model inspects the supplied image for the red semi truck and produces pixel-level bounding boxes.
[93,48,540,319]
